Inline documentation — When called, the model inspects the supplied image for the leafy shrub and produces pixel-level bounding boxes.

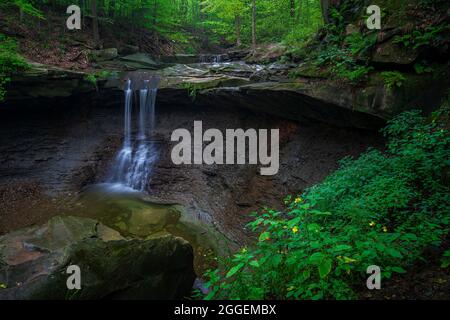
[0,0,43,19]
[0,34,28,101]
[204,106,450,300]
[316,45,373,84]
[83,70,117,89]
[344,32,377,56]
[380,71,406,90]
[84,74,98,86]
[314,27,377,85]
[442,251,450,268]
[414,62,433,75]
[393,24,449,50]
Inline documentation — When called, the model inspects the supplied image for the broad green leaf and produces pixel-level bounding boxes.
[258,231,270,242]
[311,210,332,216]
[334,244,352,252]
[226,263,244,278]
[307,223,320,233]
[318,258,332,278]
[387,248,403,259]
[249,260,260,268]
[391,266,406,273]
[310,241,321,249]
[308,252,324,264]
[302,270,311,280]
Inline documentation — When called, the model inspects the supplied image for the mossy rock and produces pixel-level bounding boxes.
[371,39,419,65]
[160,54,199,64]
[87,48,119,62]
[119,53,159,68]
[291,62,331,79]
[0,216,196,300]
[7,63,95,100]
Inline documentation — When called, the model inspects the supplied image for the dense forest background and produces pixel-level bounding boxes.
[0,0,323,50]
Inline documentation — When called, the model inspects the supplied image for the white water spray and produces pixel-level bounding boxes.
[108,78,159,191]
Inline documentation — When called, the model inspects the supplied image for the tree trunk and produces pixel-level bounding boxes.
[235,14,241,47]
[320,0,332,24]
[304,0,310,25]
[251,0,257,50]
[290,0,295,18]
[91,0,100,48]
[181,0,188,22]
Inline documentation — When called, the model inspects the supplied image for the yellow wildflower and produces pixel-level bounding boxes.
[369,221,376,227]
[292,226,299,234]
[382,226,388,233]
[294,197,303,204]
[241,248,248,254]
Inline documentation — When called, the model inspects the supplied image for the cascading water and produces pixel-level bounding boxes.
[108,77,159,191]
[199,54,224,64]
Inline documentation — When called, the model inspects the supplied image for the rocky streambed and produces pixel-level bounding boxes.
[1,56,444,299]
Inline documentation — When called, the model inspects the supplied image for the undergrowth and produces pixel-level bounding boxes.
[0,34,28,101]
[202,105,450,300]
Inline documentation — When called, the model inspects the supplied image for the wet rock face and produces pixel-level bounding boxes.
[6,62,95,101]
[143,104,383,243]
[0,93,123,195]
[0,216,196,300]
[160,54,201,64]
[0,93,383,244]
[6,61,448,131]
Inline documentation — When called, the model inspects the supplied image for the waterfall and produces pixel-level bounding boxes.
[199,54,224,64]
[108,78,159,191]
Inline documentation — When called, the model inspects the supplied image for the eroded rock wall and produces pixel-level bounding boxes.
[0,94,383,243]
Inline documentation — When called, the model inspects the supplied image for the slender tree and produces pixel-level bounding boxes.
[251,0,256,49]
[290,0,295,18]
[91,0,100,47]
[235,14,241,46]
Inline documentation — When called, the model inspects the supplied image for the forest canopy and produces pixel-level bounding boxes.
[1,0,324,48]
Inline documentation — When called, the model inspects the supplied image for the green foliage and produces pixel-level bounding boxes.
[182,82,202,100]
[84,74,97,86]
[0,34,28,101]
[204,107,450,300]
[316,45,373,84]
[0,0,43,19]
[83,70,117,89]
[2,0,324,51]
[414,62,434,75]
[308,24,378,84]
[393,24,449,50]
[202,0,322,46]
[442,251,450,269]
[380,71,406,90]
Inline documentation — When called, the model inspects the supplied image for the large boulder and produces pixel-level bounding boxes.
[0,216,196,300]
[93,53,160,71]
[5,62,95,101]
[88,48,119,62]
[160,54,200,64]
[119,53,159,69]
[195,66,449,130]
[118,44,140,56]
[371,39,420,65]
